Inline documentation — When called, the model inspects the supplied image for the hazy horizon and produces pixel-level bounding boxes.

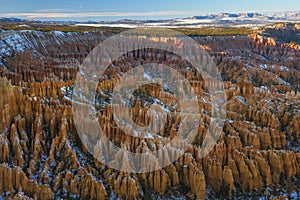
[1,10,300,23]
[0,0,299,21]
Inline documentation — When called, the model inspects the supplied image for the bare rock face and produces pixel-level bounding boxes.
[105,170,140,199]
[0,133,10,163]
[264,150,299,183]
[147,169,170,195]
[222,166,234,197]
[188,163,206,199]
[249,151,272,186]
[203,156,223,192]
[249,33,277,46]
[228,147,263,192]
[0,164,53,199]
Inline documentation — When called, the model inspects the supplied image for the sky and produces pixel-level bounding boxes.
[0,0,299,21]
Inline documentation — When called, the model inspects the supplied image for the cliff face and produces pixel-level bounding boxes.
[0,26,299,199]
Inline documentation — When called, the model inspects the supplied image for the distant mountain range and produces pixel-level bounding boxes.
[1,11,300,28]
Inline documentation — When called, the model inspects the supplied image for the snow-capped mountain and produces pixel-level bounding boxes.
[73,11,300,28]
[1,11,299,28]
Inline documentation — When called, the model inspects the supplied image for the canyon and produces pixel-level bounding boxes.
[0,23,299,199]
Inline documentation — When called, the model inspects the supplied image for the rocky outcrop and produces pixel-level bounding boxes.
[105,170,140,199]
[0,164,53,199]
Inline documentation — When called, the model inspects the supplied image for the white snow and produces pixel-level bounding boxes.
[143,72,152,80]
[174,19,215,24]
[290,191,299,199]
[260,86,269,92]
[259,64,268,70]
[279,66,289,71]
[76,23,140,28]
[53,31,65,36]
[4,34,25,52]
[235,96,248,105]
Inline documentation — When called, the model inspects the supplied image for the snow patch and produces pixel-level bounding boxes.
[53,31,65,36]
[259,64,268,70]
